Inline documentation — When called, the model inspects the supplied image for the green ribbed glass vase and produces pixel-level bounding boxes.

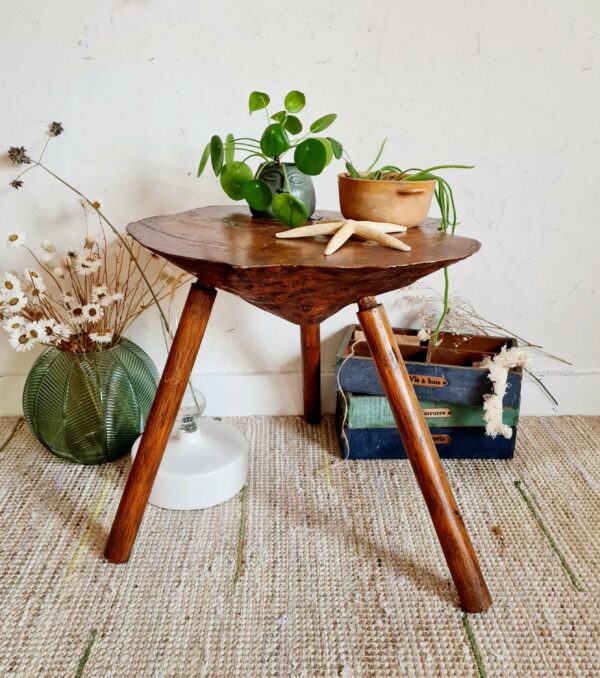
[22,338,158,465]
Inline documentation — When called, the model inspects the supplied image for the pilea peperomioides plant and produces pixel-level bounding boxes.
[197,90,343,228]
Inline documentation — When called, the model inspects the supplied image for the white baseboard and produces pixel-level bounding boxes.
[1,371,599,417]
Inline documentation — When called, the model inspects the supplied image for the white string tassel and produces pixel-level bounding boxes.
[480,347,531,439]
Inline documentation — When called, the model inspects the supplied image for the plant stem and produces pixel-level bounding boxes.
[365,138,387,173]
[240,153,268,164]
[280,163,292,194]
[431,267,450,346]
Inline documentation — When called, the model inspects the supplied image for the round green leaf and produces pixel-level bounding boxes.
[284,90,306,113]
[210,135,224,176]
[260,123,290,157]
[272,193,307,228]
[315,137,333,167]
[224,133,235,166]
[309,113,337,133]
[219,161,253,200]
[249,91,270,114]
[327,136,343,160]
[243,179,272,211]
[271,110,286,124]
[294,138,327,176]
[197,142,211,177]
[284,115,302,135]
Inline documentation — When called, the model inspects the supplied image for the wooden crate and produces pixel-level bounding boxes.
[335,325,522,460]
[336,325,523,407]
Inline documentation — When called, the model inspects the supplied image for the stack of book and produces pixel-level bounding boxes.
[335,326,522,460]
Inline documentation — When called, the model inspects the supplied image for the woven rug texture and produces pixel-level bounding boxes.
[0,415,598,677]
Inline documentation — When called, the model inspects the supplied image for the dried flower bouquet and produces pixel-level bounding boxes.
[1,221,188,354]
[4,122,190,355]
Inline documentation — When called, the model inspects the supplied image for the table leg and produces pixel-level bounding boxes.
[300,323,321,424]
[104,282,217,563]
[357,296,492,612]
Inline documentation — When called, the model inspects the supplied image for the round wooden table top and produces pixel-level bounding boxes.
[127,205,481,324]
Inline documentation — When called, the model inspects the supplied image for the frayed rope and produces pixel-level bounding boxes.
[480,346,530,439]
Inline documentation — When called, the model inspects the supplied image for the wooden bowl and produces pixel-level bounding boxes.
[338,173,436,228]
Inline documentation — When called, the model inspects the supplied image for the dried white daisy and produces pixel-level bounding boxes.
[69,305,85,325]
[90,330,113,345]
[2,315,27,332]
[81,303,103,321]
[1,273,22,297]
[6,231,26,249]
[64,246,79,261]
[23,269,44,287]
[75,249,102,276]
[41,240,56,253]
[91,285,109,305]
[109,292,124,303]
[89,198,103,211]
[24,321,42,341]
[8,330,35,352]
[53,267,65,278]
[35,318,59,344]
[40,252,53,265]
[52,322,71,339]
[29,282,47,300]
[3,293,27,314]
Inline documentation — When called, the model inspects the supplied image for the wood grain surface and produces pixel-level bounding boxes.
[357,296,492,612]
[104,283,216,563]
[300,324,321,424]
[127,206,481,324]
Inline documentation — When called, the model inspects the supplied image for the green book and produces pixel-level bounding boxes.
[341,392,519,429]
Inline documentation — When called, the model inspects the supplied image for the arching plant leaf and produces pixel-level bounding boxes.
[294,138,327,175]
[309,113,337,133]
[272,193,308,228]
[260,123,290,157]
[210,135,224,176]
[326,137,343,160]
[224,133,235,166]
[284,90,306,113]
[219,161,253,200]
[197,142,211,177]
[284,115,302,135]
[249,91,270,114]
[243,179,272,211]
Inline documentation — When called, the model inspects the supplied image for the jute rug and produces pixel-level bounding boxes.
[0,416,598,677]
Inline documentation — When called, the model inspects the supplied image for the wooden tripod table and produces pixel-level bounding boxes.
[105,205,492,613]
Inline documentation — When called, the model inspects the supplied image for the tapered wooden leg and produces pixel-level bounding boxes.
[300,323,321,424]
[357,296,492,612]
[105,283,217,563]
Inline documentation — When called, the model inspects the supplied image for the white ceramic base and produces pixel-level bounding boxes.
[131,418,248,510]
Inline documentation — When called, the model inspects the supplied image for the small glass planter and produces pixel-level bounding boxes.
[22,338,158,464]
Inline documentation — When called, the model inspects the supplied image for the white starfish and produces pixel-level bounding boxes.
[275,219,411,255]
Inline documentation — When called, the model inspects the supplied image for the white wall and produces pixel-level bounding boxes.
[1,0,599,416]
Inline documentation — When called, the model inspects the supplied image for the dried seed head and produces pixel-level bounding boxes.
[48,121,64,137]
[8,147,31,165]
[10,179,24,190]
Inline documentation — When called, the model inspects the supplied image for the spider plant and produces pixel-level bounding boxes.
[345,140,474,344]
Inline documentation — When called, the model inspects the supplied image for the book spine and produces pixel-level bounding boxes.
[344,395,519,429]
[339,426,516,460]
